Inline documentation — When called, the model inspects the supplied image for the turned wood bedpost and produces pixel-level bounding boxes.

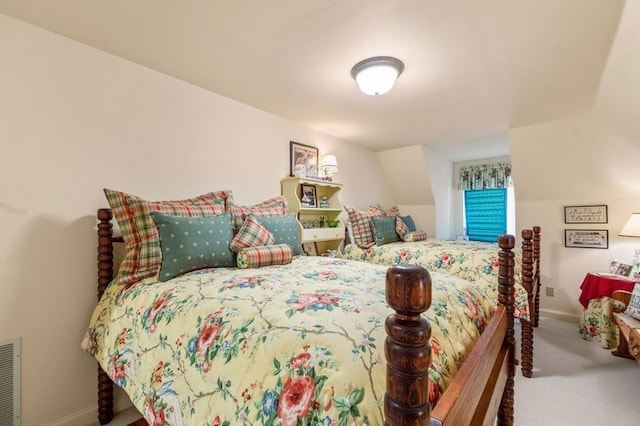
[520,230,534,378]
[533,226,541,327]
[96,208,115,425]
[384,265,432,426]
[498,234,516,424]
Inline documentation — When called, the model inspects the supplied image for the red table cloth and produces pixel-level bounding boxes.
[579,272,637,309]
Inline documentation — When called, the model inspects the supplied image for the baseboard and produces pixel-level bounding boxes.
[539,308,580,323]
[45,390,133,426]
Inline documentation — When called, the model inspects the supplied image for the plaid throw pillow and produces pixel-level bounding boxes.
[103,188,232,285]
[395,216,409,237]
[229,196,288,230]
[402,231,428,242]
[345,205,384,249]
[229,215,275,253]
[237,244,293,269]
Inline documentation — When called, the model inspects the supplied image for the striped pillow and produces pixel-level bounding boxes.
[103,188,232,285]
[395,216,409,237]
[237,244,293,269]
[402,231,428,242]
[229,215,275,252]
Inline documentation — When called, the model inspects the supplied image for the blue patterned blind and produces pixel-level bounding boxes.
[464,188,507,242]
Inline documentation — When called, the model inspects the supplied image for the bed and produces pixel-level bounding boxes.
[342,226,542,378]
[86,206,521,425]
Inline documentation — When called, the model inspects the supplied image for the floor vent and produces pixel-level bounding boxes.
[0,338,20,426]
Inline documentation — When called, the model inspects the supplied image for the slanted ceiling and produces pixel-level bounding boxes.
[0,0,625,160]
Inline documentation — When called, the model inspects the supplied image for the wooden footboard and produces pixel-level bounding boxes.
[519,227,541,378]
[384,235,516,425]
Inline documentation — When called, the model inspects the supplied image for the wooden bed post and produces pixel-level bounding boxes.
[384,265,432,426]
[533,226,542,327]
[96,208,115,425]
[520,230,534,378]
[498,234,516,424]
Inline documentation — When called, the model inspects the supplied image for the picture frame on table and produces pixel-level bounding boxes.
[564,229,608,249]
[290,141,319,178]
[300,184,317,208]
[564,205,608,224]
[302,242,318,256]
[616,263,633,277]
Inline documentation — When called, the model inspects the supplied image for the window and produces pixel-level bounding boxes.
[464,188,507,242]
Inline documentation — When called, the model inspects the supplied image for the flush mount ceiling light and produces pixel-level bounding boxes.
[351,56,404,96]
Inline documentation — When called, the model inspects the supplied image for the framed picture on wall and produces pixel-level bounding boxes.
[290,141,319,178]
[564,229,608,249]
[564,205,608,224]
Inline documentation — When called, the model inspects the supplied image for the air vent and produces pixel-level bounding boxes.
[0,338,20,426]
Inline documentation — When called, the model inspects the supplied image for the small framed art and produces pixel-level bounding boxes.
[302,242,318,256]
[300,184,317,208]
[564,229,608,249]
[616,263,633,277]
[290,141,319,178]
[564,205,608,224]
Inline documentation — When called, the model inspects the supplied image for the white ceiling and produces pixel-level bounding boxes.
[0,0,625,160]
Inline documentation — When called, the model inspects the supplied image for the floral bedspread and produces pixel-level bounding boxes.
[84,256,499,426]
[578,296,625,348]
[342,240,529,320]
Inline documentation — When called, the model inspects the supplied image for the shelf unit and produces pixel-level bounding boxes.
[281,177,344,254]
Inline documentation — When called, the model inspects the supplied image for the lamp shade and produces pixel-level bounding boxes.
[351,56,404,96]
[320,154,339,178]
[620,213,640,237]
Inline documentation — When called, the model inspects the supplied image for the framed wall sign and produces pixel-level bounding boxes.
[564,205,608,224]
[564,229,609,249]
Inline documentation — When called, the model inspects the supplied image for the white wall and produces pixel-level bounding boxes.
[0,14,392,425]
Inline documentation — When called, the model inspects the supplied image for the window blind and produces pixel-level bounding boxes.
[464,188,507,242]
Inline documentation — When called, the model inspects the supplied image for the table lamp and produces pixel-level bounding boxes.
[619,213,640,274]
[320,154,339,181]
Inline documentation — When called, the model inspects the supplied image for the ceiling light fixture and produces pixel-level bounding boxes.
[351,56,404,96]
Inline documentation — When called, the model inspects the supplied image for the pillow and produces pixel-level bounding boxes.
[103,188,232,284]
[399,215,417,232]
[253,214,303,255]
[371,216,401,246]
[229,215,275,253]
[151,212,235,281]
[395,216,409,237]
[624,283,640,321]
[345,205,385,249]
[228,196,288,230]
[345,221,355,245]
[368,204,400,217]
[237,244,293,269]
[402,231,428,242]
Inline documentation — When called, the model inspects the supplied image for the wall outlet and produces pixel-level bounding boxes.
[546,286,554,297]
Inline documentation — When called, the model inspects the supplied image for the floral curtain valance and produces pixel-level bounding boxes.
[458,162,512,190]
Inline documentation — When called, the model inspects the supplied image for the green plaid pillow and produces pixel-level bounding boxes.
[229,215,275,252]
[103,188,232,285]
[371,216,401,246]
[345,205,384,249]
[253,214,303,255]
[151,212,235,281]
[237,244,293,269]
[228,196,288,230]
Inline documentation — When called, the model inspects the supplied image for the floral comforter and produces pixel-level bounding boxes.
[84,256,499,426]
[342,240,529,320]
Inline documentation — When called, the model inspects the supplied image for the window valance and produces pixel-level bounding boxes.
[458,162,512,190]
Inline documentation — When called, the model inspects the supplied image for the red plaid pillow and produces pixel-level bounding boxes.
[402,231,428,242]
[230,215,275,252]
[345,205,385,249]
[237,244,293,268]
[229,196,288,230]
[395,215,409,237]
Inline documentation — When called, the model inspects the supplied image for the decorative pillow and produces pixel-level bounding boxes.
[237,244,293,269]
[345,221,355,245]
[368,204,400,217]
[371,216,401,246]
[228,196,288,230]
[345,205,385,249]
[395,216,409,237]
[151,212,235,281]
[253,214,303,255]
[229,215,275,253]
[402,231,428,242]
[103,188,232,285]
[624,283,640,321]
[399,215,417,232]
